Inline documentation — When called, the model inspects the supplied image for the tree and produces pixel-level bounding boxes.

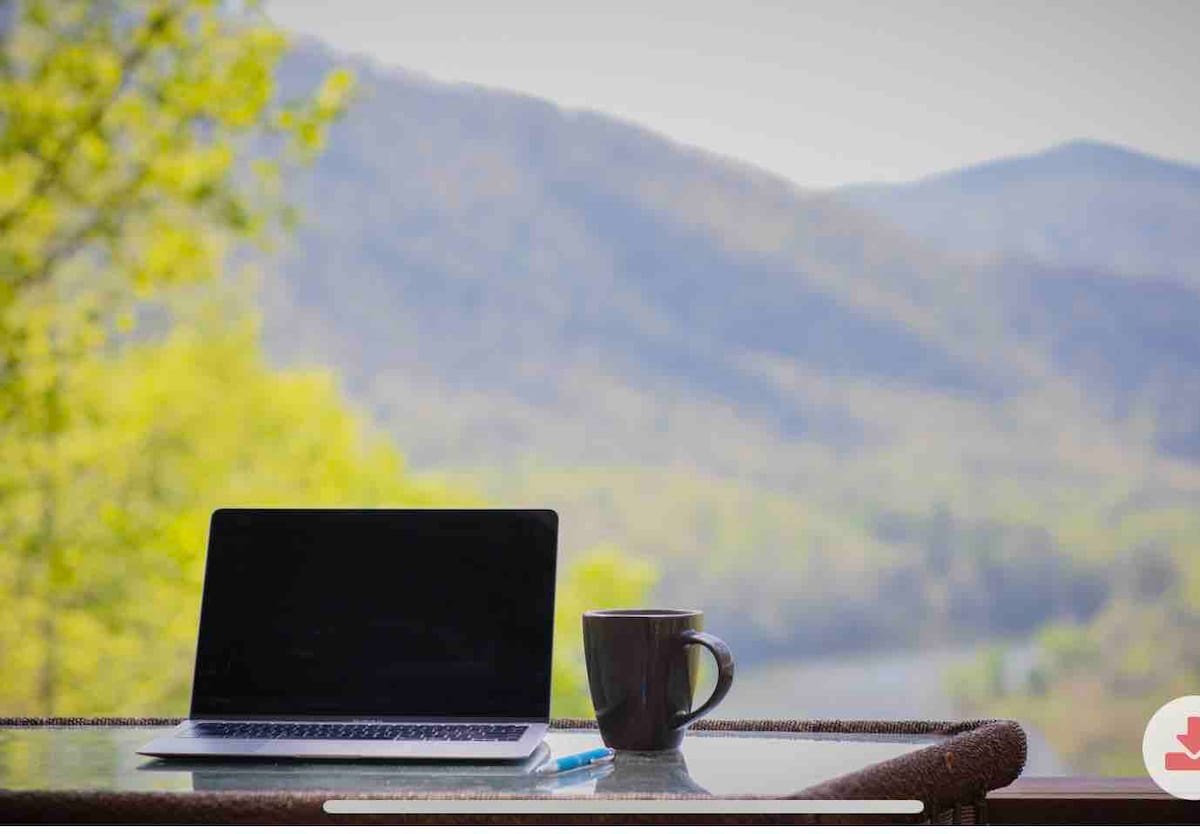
[1,0,352,417]
[0,1,657,716]
[0,0,350,296]
[0,303,455,712]
[951,508,1200,775]
[0,0,352,712]
[0,297,656,714]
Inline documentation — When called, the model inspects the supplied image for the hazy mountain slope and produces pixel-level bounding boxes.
[250,42,1200,655]
[840,140,1200,282]
[841,140,1200,456]
[980,262,1200,456]
[266,43,1041,464]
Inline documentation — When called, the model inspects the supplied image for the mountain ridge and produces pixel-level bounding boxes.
[841,140,1200,193]
[250,40,1200,653]
[838,139,1200,282]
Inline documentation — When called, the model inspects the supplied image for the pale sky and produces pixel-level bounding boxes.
[264,0,1200,188]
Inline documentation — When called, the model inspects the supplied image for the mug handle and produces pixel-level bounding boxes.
[672,630,735,730]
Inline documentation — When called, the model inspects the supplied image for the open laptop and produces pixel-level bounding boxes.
[139,508,557,760]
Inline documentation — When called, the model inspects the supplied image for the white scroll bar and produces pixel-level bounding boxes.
[323,799,924,815]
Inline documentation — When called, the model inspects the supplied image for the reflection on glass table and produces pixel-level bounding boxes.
[139,742,553,794]
[0,725,935,798]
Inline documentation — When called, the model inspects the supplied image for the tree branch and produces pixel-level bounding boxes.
[12,162,153,289]
[0,3,182,233]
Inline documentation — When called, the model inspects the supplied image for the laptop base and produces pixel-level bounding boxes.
[139,720,548,761]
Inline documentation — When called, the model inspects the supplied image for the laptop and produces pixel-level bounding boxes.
[139,508,557,760]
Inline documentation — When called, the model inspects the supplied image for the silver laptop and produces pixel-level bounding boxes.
[139,508,557,760]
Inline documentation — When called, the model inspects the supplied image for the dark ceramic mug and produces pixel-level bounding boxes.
[582,608,735,751]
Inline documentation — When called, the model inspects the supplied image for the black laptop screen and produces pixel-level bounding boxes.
[190,509,557,719]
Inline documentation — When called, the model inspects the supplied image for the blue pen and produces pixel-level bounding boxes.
[534,746,615,775]
[536,761,614,790]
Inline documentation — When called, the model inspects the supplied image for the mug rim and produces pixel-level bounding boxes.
[583,608,701,618]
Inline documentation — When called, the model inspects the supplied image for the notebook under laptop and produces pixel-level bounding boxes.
[139,508,558,760]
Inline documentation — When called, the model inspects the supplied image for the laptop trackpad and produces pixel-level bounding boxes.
[172,739,268,756]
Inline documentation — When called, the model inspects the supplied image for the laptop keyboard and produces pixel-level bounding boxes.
[190,721,527,742]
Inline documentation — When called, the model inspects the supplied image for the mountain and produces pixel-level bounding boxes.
[838,141,1200,455]
[267,43,1031,468]
[840,140,1200,282]
[251,42,1200,657]
[980,260,1200,456]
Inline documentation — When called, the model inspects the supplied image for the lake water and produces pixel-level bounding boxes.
[709,644,1065,776]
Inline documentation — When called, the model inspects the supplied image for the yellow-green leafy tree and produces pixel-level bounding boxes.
[0,0,654,716]
[551,545,659,716]
[0,297,657,714]
[0,304,463,713]
[0,0,353,714]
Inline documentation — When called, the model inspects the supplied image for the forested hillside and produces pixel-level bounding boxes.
[241,44,1200,772]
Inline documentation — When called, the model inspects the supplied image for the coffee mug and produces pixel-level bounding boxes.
[582,608,735,750]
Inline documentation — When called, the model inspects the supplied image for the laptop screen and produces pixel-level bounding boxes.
[190,509,557,720]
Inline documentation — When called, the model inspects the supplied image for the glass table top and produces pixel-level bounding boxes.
[0,726,934,797]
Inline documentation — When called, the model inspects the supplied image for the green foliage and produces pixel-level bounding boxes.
[0,310,457,713]
[0,305,655,714]
[0,0,655,718]
[0,0,353,295]
[551,545,659,716]
[0,0,357,475]
[0,0,353,714]
[447,464,1112,654]
[952,515,1200,775]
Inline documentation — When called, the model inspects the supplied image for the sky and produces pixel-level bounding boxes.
[264,0,1200,189]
